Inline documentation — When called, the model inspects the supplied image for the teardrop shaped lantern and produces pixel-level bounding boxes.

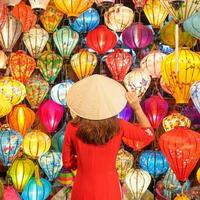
[9,50,36,83]
[29,0,50,10]
[70,49,97,80]
[53,26,79,59]
[86,25,117,55]
[0,14,22,52]
[0,2,8,31]
[0,94,12,118]
[132,0,148,9]
[104,4,134,32]
[0,50,7,69]
[23,25,49,58]
[161,48,200,104]
[117,104,133,121]
[190,81,200,114]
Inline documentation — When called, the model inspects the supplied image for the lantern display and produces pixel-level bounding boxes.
[51,80,74,106]
[8,158,35,192]
[38,99,64,133]
[197,168,200,184]
[0,50,7,69]
[25,72,49,109]
[190,81,200,114]
[0,94,12,118]
[53,26,79,59]
[143,0,168,29]
[132,0,148,9]
[38,150,63,181]
[161,48,200,104]
[71,49,97,80]
[139,150,169,177]
[95,0,115,7]
[159,127,200,182]
[9,50,36,83]
[105,48,132,81]
[117,104,133,122]
[57,167,76,186]
[0,14,22,52]
[69,8,100,33]
[23,130,51,159]
[104,4,134,32]
[140,50,167,79]
[160,77,172,94]
[122,22,153,49]
[0,2,8,31]
[0,77,26,106]
[7,104,35,137]
[11,1,37,33]
[0,126,23,166]
[124,68,151,99]
[40,0,64,33]
[29,0,50,10]
[2,186,21,200]
[21,177,52,200]
[86,25,117,55]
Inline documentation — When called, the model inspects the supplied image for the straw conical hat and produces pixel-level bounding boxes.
[66,74,127,120]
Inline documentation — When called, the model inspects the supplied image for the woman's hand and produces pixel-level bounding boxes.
[125,91,141,111]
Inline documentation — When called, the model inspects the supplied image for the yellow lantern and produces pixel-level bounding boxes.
[196,167,200,184]
[54,0,94,17]
[23,130,51,159]
[161,48,200,104]
[174,194,190,200]
[8,158,35,192]
[0,94,12,118]
[0,50,7,69]
[70,49,97,80]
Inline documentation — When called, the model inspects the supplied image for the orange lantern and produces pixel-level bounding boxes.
[0,50,7,69]
[0,2,8,31]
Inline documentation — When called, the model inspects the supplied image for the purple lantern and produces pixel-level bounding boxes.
[117,104,133,121]
[122,22,153,49]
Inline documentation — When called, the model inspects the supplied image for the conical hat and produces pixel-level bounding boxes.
[66,74,127,120]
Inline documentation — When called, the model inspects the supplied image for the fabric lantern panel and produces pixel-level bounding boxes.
[190,81,200,114]
[2,186,21,200]
[0,2,8,31]
[57,167,76,186]
[0,94,12,118]
[117,104,133,121]
[29,0,50,10]
[0,50,7,69]
[160,77,172,94]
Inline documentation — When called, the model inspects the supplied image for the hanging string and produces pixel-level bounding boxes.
[175,21,179,74]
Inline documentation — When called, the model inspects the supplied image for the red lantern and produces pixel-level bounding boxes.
[0,2,8,31]
[159,127,200,182]
[132,0,148,9]
[105,48,132,81]
[86,25,117,55]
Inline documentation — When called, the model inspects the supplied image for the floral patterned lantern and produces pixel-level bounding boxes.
[190,81,200,114]
[95,0,115,7]
[2,186,21,200]
[0,50,7,69]
[117,104,133,121]
[29,0,50,10]
[0,94,12,118]
[132,0,148,9]
[0,2,8,31]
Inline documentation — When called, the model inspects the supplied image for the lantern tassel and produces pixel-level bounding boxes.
[35,165,42,187]
[175,22,179,74]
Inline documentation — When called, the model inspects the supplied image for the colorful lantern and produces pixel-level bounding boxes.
[8,158,35,192]
[9,50,36,83]
[0,14,22,52]
[161,48,200,104]
[0,94,12,118]
[139,150,169,177]
[86,25,117,55]
[197,168,200,184]
[2,186,21,200]
[57,167,76,186]
[95,0,115,7]
[38,99,64,133]
[105,48,132,81]
[0,50,7,69]
[117,104,133,121]
[0,2,8,31]
[124,68,151,99]
[29,0,50,10]
[174,194,190,200]
[104,4,134,32]
[53,26,79,59]
[122,23,153,49]
[132,0,148,9]
[159,127,200,182]
[70,49,97,80]
[0,126,23,166]
[7,104,35,137]
[160,77,172,94]
[23,130,51,159]
[11,1,37,32]
[190,81,200,114]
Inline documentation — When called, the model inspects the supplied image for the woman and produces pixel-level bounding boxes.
[63,75,154,200]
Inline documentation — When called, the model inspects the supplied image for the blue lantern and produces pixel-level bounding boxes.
[139,150,169,178]
[38,150,63,181]
[21,177,52,200]
[69,8,100,33]
[51,80,74,106]
[0,125,23,166]
[117,104,133,121]
[190,81,200,114]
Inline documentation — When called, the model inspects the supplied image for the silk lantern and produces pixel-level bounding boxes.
[161,48,200,104]
[29,0,50,10]
[104,4,134,32]
[117,104,133,122]
[0,94,12,118]
[0,14,22,52]
[57,167,76,186]
[159,127,200,182]
[9,50,36,83]
[160,77,172,94]
[86,25,117,55]
[0,50,7,69]
[11,1,37,32]
[95,0,115,7]
[70,49,97,80]
[132,0,148,9]
[0,2,8,31]
[174,194,190,200]
[8,158,35,192]
[2,186,21,200]
[190,81,200,114]
[106,48,132,81]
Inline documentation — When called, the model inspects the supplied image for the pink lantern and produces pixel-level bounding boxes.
[105,48,132,81]
[38,99,64,133]
[132,0,148,9]
[0,2,8,31]
[2,186,21,200]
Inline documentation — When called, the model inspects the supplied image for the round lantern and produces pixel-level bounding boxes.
[0,50,7,69]
[0,14,22,52]
[0,2,8,31]
[190,81,200,114]
[197,168,200,184]
[11,1,37,32]
[95,0,115,7]
[8,158,35,192]
[104,4,134,32]
[159,127,200,182]
[86,25,117,55]
[0,126,23,166]
[9,50,36,83]
[29,0,50,10]
[0,94,12,118]
[70,49,97,80]
[21,177,52,200]
[106,48,132,81]
[2,186,21,200]
[53,26,79,59]
[122,22,153,49]
[139,150,169,177]
[124,68,151,99]
[132,0,148,9]
[23,130,51,159]
[117,104,133,121]
[57,167,76,186]
[161,48,200,104]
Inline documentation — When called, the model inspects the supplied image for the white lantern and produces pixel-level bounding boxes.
[190,81,200,114]
[3,0,21,6]
[29,0,50,10]
[0,50,7,69]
